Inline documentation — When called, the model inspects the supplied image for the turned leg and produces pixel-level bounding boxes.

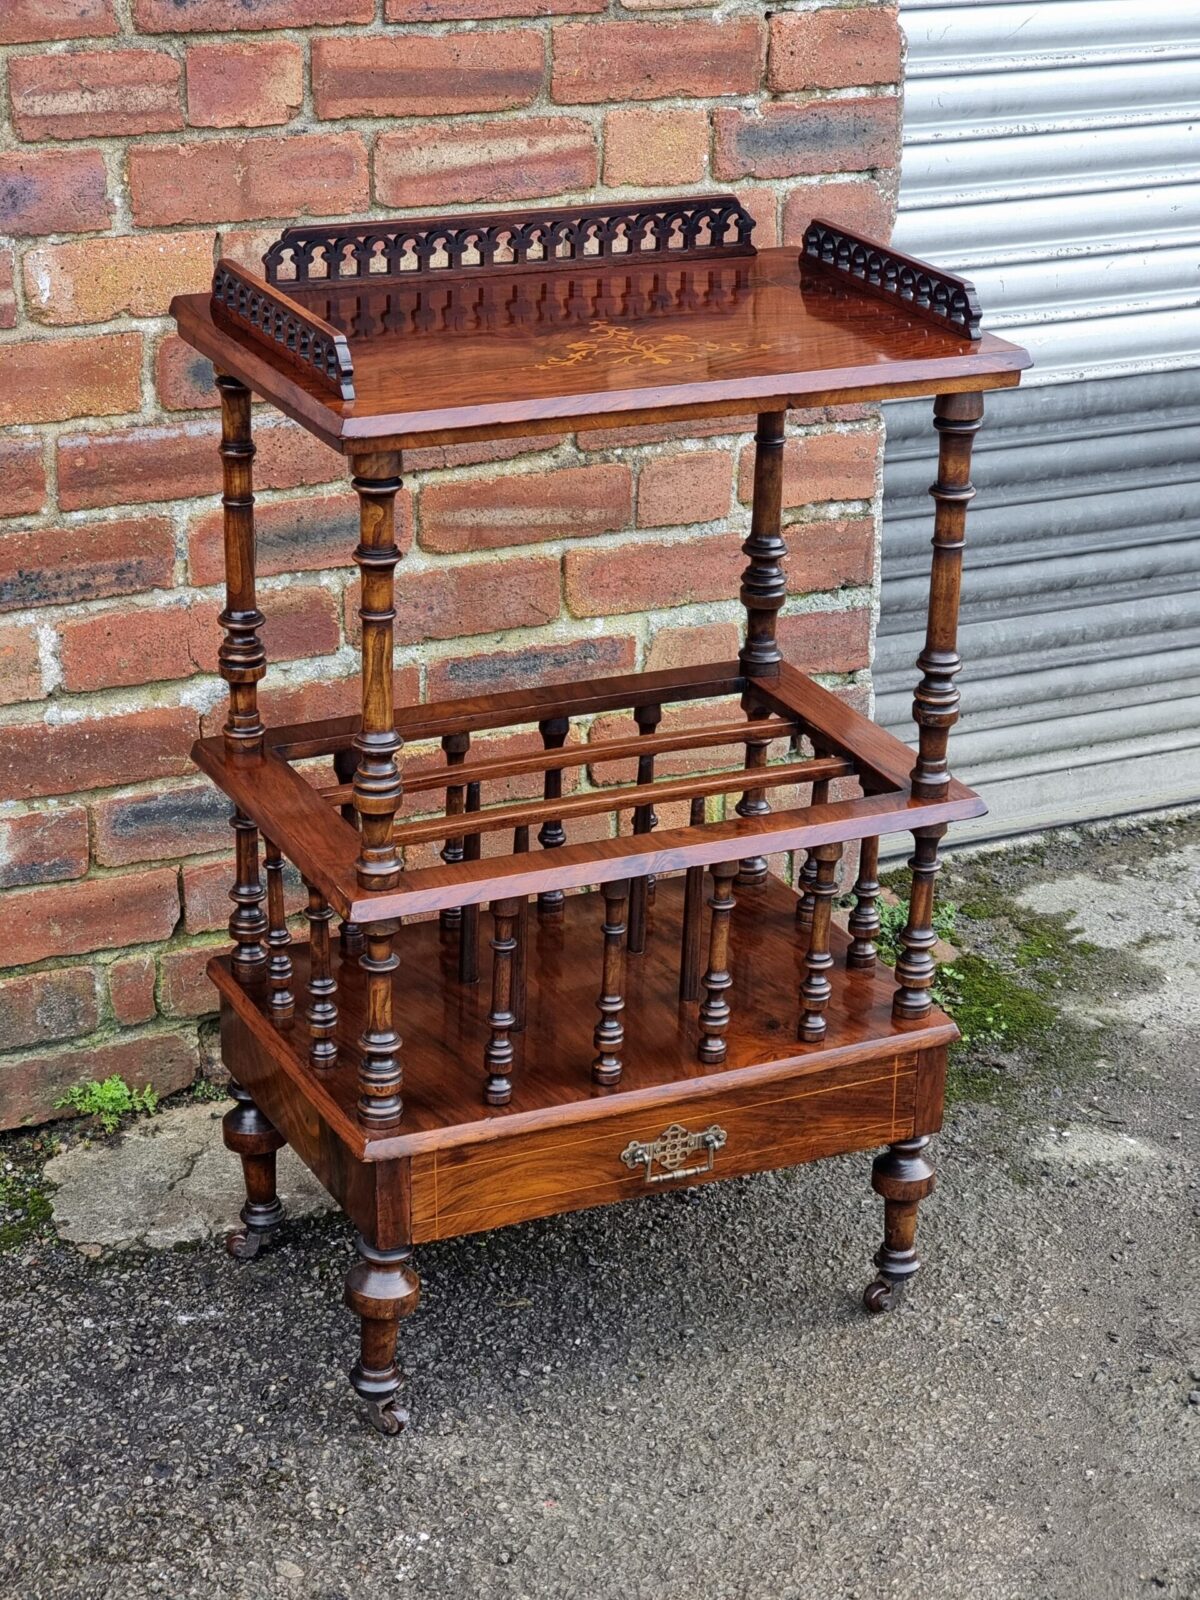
[222,1081,285,1261]
[344,1235,421,1436]
[863,1137,936,1312]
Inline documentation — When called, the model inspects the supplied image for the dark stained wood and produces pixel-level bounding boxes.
[484,897,520,1105]
[892,825,945,1022]
[215,374,265,754]
[847,834,882,970]
[911,391,983,800]
[802,220,982,340]
[213,260,355,400]
[228,809,267,986]
[800,841,842,1042]
[592,878,629,1087]
[678,795,707,1002]
[627,702,661,956]
[343,1237,420,1435]
[459,781,482,985]
[536,714,569,921]
[357,919,403,1129]
[304,881,338,1071]
[221,1080,285,1261]
[698,862,738,1065]
[512,824,530,1032]
[390,753,850,848]
[264,195,757,287]
[862,1136,936,1313]
[438,731,469,935]
[263,837,295,1021]
[350,452,404,890]
[173,244,1028,453]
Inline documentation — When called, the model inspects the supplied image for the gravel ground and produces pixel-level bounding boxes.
[1,815,1198,1600]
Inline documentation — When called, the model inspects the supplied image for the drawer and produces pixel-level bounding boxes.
[410,1054,917,1243]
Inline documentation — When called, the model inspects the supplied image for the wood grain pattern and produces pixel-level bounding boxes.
[172,243,1030,452]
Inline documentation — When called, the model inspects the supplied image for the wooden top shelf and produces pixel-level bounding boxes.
[171,199,1031,452]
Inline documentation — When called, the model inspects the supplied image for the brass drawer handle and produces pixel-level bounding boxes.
[620,1122,727,1184]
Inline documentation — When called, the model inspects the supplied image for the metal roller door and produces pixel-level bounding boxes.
[879,0,1200,840]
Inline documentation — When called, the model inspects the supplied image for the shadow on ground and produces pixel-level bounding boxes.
[1,813,1198,1600]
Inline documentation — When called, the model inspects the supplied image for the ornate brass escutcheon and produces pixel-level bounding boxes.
[619,1121,727,1184]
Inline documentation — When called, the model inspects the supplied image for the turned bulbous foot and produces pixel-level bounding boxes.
[345,1235,421,1439]
[222,1083,285,1263]
[862,1136,935,1316]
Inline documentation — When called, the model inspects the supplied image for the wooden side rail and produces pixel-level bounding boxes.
[211,260,355,401]
[801,220,982,342]
[269,659,747,761]
[390,756,851,849]
[321,714,798,806]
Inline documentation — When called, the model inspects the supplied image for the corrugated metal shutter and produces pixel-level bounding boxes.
[879,0,1200,841]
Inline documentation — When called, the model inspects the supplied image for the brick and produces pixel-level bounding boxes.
[552,19,763,103]
[713,97,900,181]
[56,418,342,511]
[0,252,15,330]
[769,6,902,92]
[737,431,879,507]
[777,606,870,673]
[349,556,559,647]
[0,441,46,518]
[0,969,100,1054]
[218,668,403,739]
[1,334,142,428]
[10,49,182,142]
[777,515,875,591]
[0,0,117,44]
[0,149,110,236]
[188,584,341,675]
[135,0,372,29]
[108,953,157,1026]
[644,621,740,674]
[377,116,596,209]
[154,335,218,411]
[735,186,779,248]
[57,603,194,693]
[636,450,731,528]
[23,233,211,328]
[427,633,636,699]
[388,0,601,16]
[0,867,180,965]
[0,517,174,614]
[0,808,89,889]
[313,32,544,119]
[0,624,42,706]
[781,179,896,247]
[420,463,631,554]
[182,855,304,935]
[0,1030,197,1132]
[129,133,369,227]
[565,534,739,617]
[186,40,303,129]
[188,490,400,585]
[92,782,231,868]
[0,706,198,802]
[603,107,708,187]
[159,944,219,1018]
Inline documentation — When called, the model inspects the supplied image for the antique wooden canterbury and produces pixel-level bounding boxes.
[169,195,1030,1435]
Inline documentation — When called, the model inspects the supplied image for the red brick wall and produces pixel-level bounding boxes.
[0,1,902,1128]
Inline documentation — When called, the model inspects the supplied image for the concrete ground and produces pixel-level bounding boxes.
[1,813,1198,1600]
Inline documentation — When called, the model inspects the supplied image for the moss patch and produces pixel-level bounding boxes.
[0,1138,57,1253]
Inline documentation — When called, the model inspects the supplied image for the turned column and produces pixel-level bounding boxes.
[344,1235,421,1436]
[847,835,881,970]
[216,372,265,756]
[264,838,294,1020]
[893,825,945,1021]
[737,411,787,885]
[863,1137,936,1312]
[592,878,629,1086]
[911,392,983,801]
[351,454,406,1129]
[484,897,520,1105]
[799,841,842,1041]
[698,861,738,1064]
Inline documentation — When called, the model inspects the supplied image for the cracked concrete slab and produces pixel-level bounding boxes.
[44,1103,333,1250]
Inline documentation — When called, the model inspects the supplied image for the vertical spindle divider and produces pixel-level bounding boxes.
[593,878,630,1086]
[264,838,294,1021]
[737,410,787,885]
[459,782,482,985]
[678,795,707,1002]
[351,451,405,1130]
[512,824,530,1031]
[698,861,739,1064]
[536,715,570,919]
[847,836,882,970]
[799,842,842,1041]
[305,883,338,1069]
[440,731,470,935]
[627,701,662,954]
[485,897,520,1104]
